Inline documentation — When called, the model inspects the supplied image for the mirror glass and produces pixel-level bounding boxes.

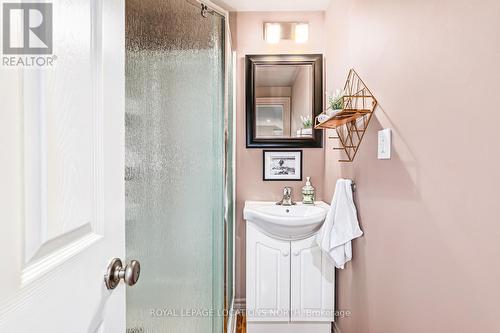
[254,65,313,139]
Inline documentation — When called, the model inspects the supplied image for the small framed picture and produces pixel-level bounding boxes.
[263,150,302,181]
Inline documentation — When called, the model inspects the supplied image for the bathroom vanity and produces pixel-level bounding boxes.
[244,201,334,333]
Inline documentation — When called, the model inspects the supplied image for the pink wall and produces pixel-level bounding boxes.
[233,11,326,301]
[324,0,500,331]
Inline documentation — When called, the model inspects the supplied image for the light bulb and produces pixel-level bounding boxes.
[264,23,281,44]
[294,23,309,44]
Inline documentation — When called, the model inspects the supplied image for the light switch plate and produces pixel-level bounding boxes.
[378,128,391,159]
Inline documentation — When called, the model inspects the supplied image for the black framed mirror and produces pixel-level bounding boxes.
[246,54,323,148]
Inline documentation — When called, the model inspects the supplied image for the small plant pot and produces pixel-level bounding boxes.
[301,128,312,135]
[296,128,313,136]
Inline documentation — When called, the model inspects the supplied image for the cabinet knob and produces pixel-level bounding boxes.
[283,251,289,257]
[293,251,300,256]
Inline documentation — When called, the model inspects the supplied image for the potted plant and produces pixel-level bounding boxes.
[298,115,313,136]
[327,89,344,117]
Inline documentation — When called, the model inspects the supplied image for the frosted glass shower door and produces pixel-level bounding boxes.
[125,0,225,332]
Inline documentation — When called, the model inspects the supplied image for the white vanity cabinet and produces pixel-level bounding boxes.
[246,223,291,322]
[246,221,335,330]
[290,235,334,322]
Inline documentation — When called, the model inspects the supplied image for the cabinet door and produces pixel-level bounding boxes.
[291,235,335,322]
[246,223,291,322]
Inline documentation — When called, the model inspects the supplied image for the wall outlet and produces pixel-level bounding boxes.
[378,128,391,159]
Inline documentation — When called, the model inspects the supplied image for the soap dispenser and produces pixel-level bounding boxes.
[302,177,315,204]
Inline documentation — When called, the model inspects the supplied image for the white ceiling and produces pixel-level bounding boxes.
[214,0,331,12]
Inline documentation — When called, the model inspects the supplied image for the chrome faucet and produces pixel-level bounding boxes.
[276,186,295,206]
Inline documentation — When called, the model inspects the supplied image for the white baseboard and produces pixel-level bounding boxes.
[226,297,237,333]
[227,308,236,333]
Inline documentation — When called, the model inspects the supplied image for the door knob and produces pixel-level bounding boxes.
[104,258,141,290]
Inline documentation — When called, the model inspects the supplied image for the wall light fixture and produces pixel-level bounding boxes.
[263,22,309,44]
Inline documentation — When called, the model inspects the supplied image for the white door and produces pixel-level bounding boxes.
[0,1,126,332]
[246,223,290,322]
[291,235,334,322]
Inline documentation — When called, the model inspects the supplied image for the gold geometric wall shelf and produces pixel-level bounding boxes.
[314,69,377,162]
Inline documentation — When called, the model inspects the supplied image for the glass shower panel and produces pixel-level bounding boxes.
[125,0,225,332]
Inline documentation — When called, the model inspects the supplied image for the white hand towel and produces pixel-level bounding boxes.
[316,179,363,269]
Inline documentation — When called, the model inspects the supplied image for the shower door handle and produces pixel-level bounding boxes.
[104,258,141,290]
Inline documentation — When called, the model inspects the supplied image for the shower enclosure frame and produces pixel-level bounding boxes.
[193,2,237,332]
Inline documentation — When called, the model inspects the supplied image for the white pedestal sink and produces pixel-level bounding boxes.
[244,201,334,333]
[243,201,330,240]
